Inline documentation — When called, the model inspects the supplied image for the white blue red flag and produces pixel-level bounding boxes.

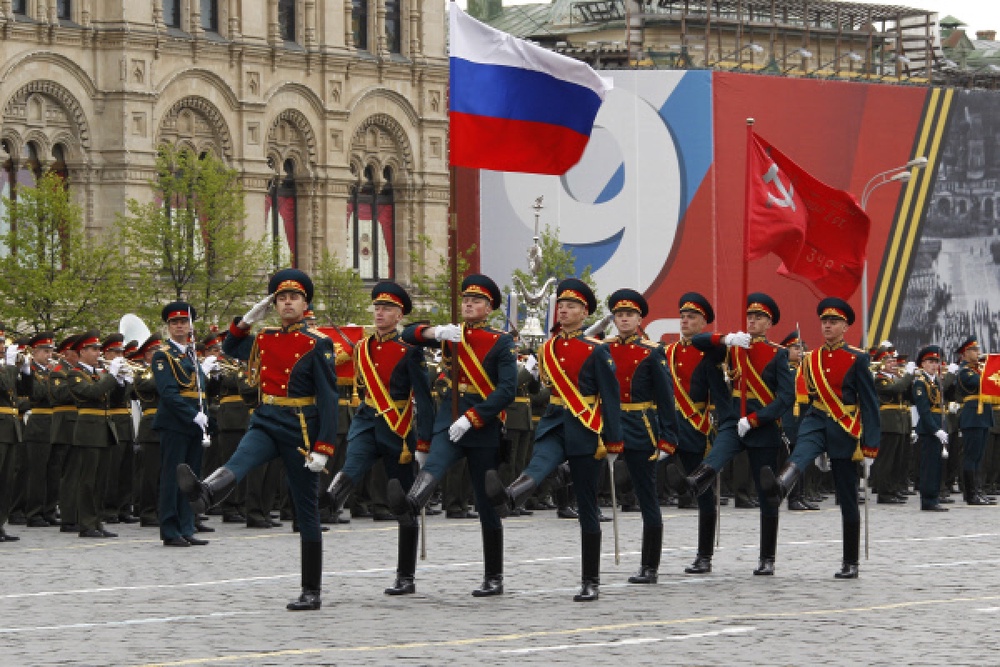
[448,5,612,175]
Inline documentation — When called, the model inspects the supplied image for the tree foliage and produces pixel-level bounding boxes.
[116,145,271,328]
[407,234,477,325]
[0,172,130,335]
[312,250,369,325]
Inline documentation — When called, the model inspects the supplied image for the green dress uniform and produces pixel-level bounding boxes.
[50,340,80,531]
[873,367,913,502]
[0,358,32,541]
[134,355,161,526]
[24,340,57,527]
[102,335,137,524]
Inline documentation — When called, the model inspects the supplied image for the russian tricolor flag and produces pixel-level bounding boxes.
[449,5,612,175]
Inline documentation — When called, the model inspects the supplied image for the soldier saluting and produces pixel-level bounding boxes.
[178,269,339,611]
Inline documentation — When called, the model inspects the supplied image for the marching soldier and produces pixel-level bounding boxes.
[68,331,131,538]
[777,330,817,511]
[954,336,995,505]
[0,331,33,541]
[760,298,880,578]
[327,281,435,595]
[662,293,737,575]
[178,269,339,611]
[24,332,57,528]
[388,274,517,597]
[872,345,912,504]
[101,333,138,524]
[667,293,790,576]
[51,335,81,532]
[486,278,623,601]
[912,345,949,511]
[133,335,162,527]
[602,288,677,584]
[152,304,215,547]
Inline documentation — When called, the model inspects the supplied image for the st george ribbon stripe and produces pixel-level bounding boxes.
[449,57,604,137]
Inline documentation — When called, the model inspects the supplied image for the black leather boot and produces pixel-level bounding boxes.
[753,514,779,576]
[472,527,504,597]
[388,471,438,528]
[628,524,662,584]
[760,463,801,509]
[834,521,860,579]
[574,531,601,601]
[684,511,716,574]
[385,524,419,595]
[666,463,717,498]
[287,540,322,610]
[326,472,355,513]
[486,470,536,518]
[177,465,236,515]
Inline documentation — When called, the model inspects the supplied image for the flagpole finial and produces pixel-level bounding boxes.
[747,118,755,125]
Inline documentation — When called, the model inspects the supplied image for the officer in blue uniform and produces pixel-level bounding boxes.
[178,269,339,611]
[388,274,517,598]
[667,293,792,576]
[153,304,214,547]
[661,293,737,575]
[486,279,623,602]
[911,345,949,511]
[602,288,677,585]
[760,297,880,579]
[327,281,435,595]
[954,336,996,505]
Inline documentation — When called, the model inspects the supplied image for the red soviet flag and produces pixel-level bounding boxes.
[746,131,871,299]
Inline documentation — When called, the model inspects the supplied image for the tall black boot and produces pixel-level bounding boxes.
[574,530,602,601]
[388,470,438,527]
[472,526,504,597]
[666,463,717,498]
[287,540,323,610]
[628,524,662,584]
[326,472,355,512]
[684,511,716,574]
[760,463,801,509]
[486,470,536,518]
[834,521,860,579]
[385,524,420,595]
[177,465,236,514]
[753,514,779,576]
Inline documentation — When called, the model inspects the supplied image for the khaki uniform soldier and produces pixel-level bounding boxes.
[51,335,81,532]
[0,329,33,541]
[24,332,58,528]
[872,348,913,504]
[101,333,138,524]
[134,335,163,527]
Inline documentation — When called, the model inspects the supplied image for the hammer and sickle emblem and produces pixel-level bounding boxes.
[763,163,796,211]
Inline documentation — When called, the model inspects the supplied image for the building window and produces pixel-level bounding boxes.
[56,0,71,20]
[162,0,181,28]
[347,166,394,280]
[278,0,296,42]
[200,0,219,32]
[352,0,368,50]
[267,159,298,268]
[385,0,401,53]
[11,0,26,15]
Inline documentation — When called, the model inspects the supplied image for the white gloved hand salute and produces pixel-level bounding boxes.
[241,294,274,326]
[449,415,472,442]
[434,324,463,343]
[724,332,752,349]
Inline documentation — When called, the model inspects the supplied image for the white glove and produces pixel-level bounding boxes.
[415,450,429,468]
[948,402,960,414]
[863,457,873,473]
[20,357,31,375]
[657,450,669,462]
[815,453,831,472]
[449,415,472,442]
[434,324,463,343]
[737,417,752,438]
[724,332,752,349]
[193,411,209,431]
[23,410,31,425]
[201,355,220,375]
[910,431,918,444]
[934,429,949,445]
[4,345,18,365]
[242,294,274,326]
[108,356,126,378]
[120,364,135,384]
[606,452,619,465]
[947,363,960,374]
[523,354,539,380]
[904,361,916,375]
[305,452,328,473]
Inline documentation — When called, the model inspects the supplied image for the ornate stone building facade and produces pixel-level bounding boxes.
[0,0,449,284]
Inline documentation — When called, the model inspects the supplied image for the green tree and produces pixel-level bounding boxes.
[408,234,476,325]
[116,145,271,328]
[312,250,369,325]
[0,172,130,335]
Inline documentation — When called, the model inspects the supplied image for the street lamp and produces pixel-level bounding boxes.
[779,48,812,74]
[859,157,928,347]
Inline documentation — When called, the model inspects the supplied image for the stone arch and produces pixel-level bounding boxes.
[1,79,92,151]
[157,96,234,160]
[347,87,420,130]
[261,82,326,120]
[348,113,414,185]
[266,108,318,173]
[155,68,240,112]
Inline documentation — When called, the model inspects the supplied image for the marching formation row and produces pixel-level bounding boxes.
[0,268,993,610]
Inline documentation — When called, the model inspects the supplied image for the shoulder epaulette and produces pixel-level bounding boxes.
[637,339,660,350]
[846,345,864,354]
[259,326,280,335]
[584,336,603,345]
[309,328,330,340]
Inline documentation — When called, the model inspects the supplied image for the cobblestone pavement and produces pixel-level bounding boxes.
[3,496,999,666]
